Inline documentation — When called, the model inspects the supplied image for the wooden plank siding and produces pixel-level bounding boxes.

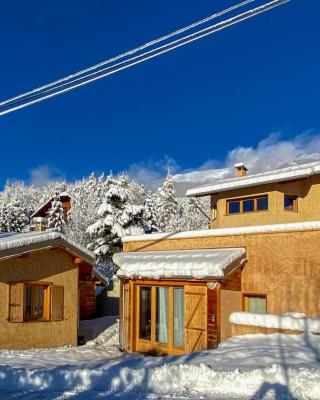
[79,281,96,320]
[207,287,219,349]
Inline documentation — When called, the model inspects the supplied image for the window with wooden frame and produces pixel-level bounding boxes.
[243,294,267,314]
[9,282,64,323]
[284,195,298,212]
[227,195,268,215]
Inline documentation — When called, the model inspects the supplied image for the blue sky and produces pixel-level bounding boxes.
[0,0,319,188]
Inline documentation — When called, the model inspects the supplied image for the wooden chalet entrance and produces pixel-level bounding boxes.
[131,281,219,356]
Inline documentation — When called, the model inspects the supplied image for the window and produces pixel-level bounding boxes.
[284,195,298,212]
[24,284,49,321]
[244,294,267,314]
[9,282,64,323]
[227,195,268,214]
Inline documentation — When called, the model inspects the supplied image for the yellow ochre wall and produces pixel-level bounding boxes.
[0,249,78,350]
[211,176,320,229]
[124,228,320,340]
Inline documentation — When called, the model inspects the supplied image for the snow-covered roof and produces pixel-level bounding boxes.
[31,192,71,218]
[0,231,94,263]
[186,160,320,197]
[122,220,320,243]
[113,248,246,279]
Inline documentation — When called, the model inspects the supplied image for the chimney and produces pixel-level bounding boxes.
[234,162,248,177]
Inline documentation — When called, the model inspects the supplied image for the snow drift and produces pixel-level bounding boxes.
[230,311,320,333]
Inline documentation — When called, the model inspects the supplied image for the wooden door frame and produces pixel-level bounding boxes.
[134,282,186,355]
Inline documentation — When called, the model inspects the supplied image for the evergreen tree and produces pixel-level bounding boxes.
[67,173,108,246]
[154,170,179,231]
[87,173,145,263]
[1,200,29,232]
[174,197,210,231]
[0,202,9,232]
[47,192,66,232]
[143,191,159,233]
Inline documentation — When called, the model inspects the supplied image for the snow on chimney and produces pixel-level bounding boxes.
[234,163,248,177]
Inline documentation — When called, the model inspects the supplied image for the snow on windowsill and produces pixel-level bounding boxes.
[230,311,320,333]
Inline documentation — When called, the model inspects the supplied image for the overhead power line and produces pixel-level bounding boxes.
[0,0,255,109]
[0,0,290,117]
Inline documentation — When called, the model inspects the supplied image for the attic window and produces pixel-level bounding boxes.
[284,195,298,212]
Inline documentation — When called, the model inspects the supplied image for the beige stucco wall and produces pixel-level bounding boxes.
[211,175,320,229]
[0,249,78,350]
[220,289,242,341]
[124,228,320,340]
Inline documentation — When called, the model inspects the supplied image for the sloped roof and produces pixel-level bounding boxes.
[0,231,94,263]
[186,160,320,197]
[114,248,246,279]
[31,192,71,218]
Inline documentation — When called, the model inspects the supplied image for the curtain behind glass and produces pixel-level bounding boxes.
[173,288,184,346]
[248,297,266,314]
[156,287,168,343]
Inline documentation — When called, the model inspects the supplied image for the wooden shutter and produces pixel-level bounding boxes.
[52,285,64,321]
[185,285,207,353]
[9,282,24,322]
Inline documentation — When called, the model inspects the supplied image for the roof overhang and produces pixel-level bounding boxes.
[0,232,94,264]
[114,248,246,280]
[186,162,320,197]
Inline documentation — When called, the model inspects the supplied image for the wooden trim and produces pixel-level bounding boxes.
[151,286,156,343]
[216,285,221,344]
[168,286,173,355]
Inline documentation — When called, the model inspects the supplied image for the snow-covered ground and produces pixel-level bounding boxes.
[0,318,319,399]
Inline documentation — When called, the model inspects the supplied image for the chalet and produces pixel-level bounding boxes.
[0,231,95,350]
[30,192,97,320]
[113,160,320,356]
[30,192,71,232]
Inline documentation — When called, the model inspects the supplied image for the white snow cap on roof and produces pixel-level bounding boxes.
[187,160,320,197]
[122,220,320,243]
[114,248,246,279]
[0,231,94,261]
[234,162,247,168]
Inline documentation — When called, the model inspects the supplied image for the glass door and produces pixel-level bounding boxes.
[136,284,185,355]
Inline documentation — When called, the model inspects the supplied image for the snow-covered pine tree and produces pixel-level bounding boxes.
[143,190,159,233]
[66,173,108,246]
[174,197,210,231]
[0,202,9,232]
[154,170,179,232]
[47,192,66,232]
[87,173,146,264]
[3,200,29,232]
